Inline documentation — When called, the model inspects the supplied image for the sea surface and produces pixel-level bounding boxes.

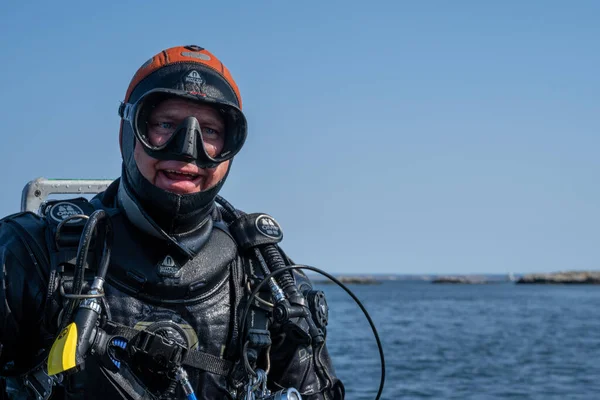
[316,280,600,400]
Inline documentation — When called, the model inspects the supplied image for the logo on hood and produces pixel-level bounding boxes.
[185,70,204,85]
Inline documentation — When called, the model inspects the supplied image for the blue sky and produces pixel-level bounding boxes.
[0,1,598,275]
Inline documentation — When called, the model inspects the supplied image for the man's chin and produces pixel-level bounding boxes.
[163,185,202,195]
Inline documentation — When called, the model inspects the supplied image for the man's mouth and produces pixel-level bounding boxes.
[160,169,201,181]
[155,167,207,194]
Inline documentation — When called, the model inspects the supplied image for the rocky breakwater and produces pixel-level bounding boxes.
[516,270,600,284]
[431,276,489,284]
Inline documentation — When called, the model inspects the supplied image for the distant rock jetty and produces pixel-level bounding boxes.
[516,271,600,284]
[431,276,489,284]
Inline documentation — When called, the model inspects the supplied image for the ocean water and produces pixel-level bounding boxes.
[317,281,600,400]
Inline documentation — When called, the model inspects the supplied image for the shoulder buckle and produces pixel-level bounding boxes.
[22,364,62,400]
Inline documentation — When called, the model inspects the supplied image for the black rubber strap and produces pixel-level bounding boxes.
[99,363,157,400]
[183,349,233,376]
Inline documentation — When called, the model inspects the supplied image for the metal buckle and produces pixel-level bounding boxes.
[23,365,61,400]
[133,329,187,370]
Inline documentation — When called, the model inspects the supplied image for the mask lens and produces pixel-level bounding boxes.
[133,92,173,150]
[213,106,247,161]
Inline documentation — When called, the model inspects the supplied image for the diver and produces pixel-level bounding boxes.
[0,45,345,400]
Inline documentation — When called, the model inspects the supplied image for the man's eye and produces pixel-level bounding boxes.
[202,127,220,137]
[154,122,173,130]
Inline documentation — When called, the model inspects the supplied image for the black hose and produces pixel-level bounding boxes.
[215,195,241,219]
[61,209,113,330]
[261,245,295,291]
[239,265,386,400]
[95,213,113,281]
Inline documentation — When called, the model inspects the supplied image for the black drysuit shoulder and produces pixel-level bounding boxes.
[0,211,53,376]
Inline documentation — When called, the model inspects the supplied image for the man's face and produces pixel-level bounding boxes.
[134,97,230,195]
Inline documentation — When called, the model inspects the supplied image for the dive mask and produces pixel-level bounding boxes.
[120,88,247,168]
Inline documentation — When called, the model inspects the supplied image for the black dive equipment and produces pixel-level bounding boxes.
[240,265,385,400]
[47,210,202,399]
[44,198,385,399]
[215,196,386,400]
[48,209,113,376]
